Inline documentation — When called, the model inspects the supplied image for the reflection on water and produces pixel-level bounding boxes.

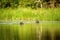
[41,30,52,40]
[54,30,60,40]
[0,21,60,40]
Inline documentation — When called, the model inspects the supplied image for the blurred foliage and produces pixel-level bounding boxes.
[0,0,60,8]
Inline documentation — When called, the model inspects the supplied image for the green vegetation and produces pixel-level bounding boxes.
[0,0,60,40]
[0,8,60,40]
[0,8,60,21]
[0,0,60,9]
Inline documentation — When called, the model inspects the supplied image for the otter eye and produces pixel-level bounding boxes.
[54,30,60,40]
[41,30,52,40]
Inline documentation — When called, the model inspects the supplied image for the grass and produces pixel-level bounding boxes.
[0,7,60,40]
[0,7,60,21]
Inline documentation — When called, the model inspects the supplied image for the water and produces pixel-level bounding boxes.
[0,21,60,40]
